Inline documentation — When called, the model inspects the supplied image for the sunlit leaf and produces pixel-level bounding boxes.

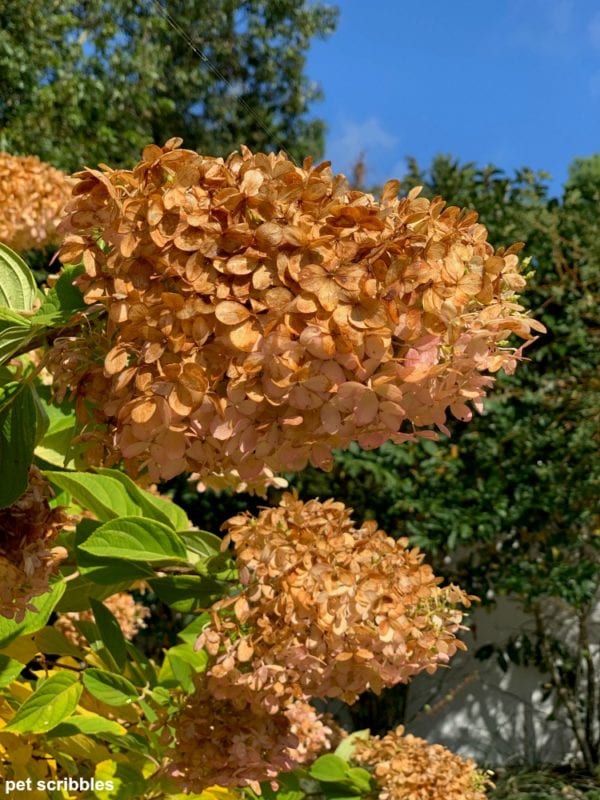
[83,668,138,707]
[4,671,82,733]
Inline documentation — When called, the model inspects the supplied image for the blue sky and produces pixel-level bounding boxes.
[306,0,600,196]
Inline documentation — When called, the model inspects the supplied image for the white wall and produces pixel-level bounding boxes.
[404,597,578,766]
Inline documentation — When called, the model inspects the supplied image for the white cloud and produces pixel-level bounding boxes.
[327,117,399,175]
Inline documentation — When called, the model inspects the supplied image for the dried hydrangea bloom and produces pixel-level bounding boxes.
[0,153,72,251]
[0,467,67,622]
[193,466,288,497]
[55,591,149,647]
[50,139,543,487]
[285,701,339,764]
[353,725,492,800]
[197,494,472,712]
[166,687,299,793]
[321,712,348,750]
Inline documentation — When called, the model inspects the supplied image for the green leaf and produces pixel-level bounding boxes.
[34,388,77,467]
[48,714,126,738]
[0,379,21,416]
[149,575,224,612]
[73,516,101,551]
[0,580,66,648]
[334,729,370,762]
[42,470,142,521]
[180,528,223,562]
[78,560,154,586]
[163,652,195,692]
[149,685,171,707]
[4,672,82,734]
[0,306,31,326]
[158,643,208,691]
[34,626,84,659]
[78,516,188,565]
[18,582,67,635]
[201,551,237,581]
[83,668,138,707]
[55,571,143,613]
[90,598,128,670]
[313,794,360,800]
[137,698,158,724]
[0,654,24,687]
[94,760,146,800]
[34,264,86,325]
[70,619,98,648]
[96,467,190,531]
[0,311,33,366]
[309,755,350,783]
[420,438,439,456]
[44,468,191,534]
[0,243,37,311]
[345,767,373,793]
[124,642,157,688]
[55,749,78,776]
[99,731,153,756]
[1,633,39,664]
[166,644,208,671]
[177,612,210,644]
[32,383,49,445]
[0,381,37,507]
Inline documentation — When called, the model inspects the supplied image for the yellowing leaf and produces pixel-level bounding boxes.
[1,634,39,664]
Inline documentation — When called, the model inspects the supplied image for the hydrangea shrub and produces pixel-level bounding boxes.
[0,145,543,798]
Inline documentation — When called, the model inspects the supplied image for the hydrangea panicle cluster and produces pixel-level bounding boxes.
[354,725,493,800]
[0,153,72,252]
[197,494,472,713]
[285,701,344,764]
[50,139,543,487]
[165,689,300,793]
[0,467,67,622]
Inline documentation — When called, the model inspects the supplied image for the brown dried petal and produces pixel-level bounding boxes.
[215,300,251,326]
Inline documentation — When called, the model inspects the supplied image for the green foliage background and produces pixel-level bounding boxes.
[0,0,337,170]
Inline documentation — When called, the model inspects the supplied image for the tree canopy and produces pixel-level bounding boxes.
[0,0,337,171]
